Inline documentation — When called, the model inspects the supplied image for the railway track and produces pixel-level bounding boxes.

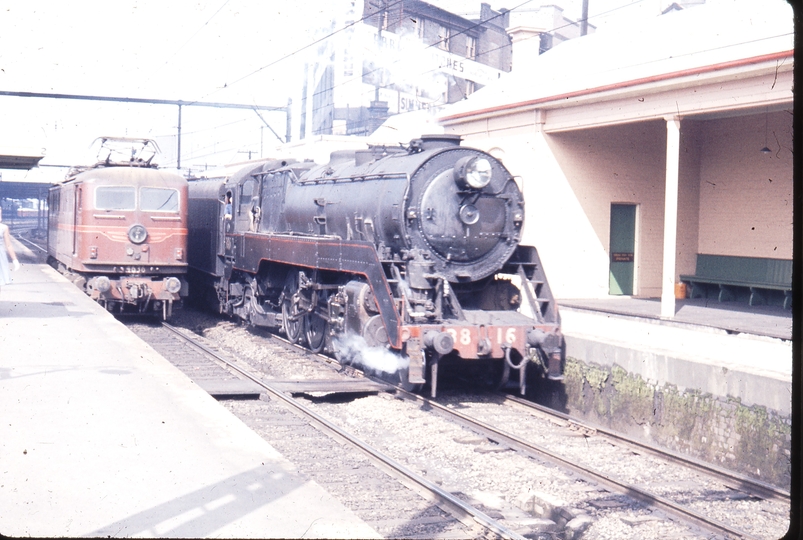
[391,389,782,540]
[501,393,790,505]
[126,311,789,539]
[9,229,47,257]
[249,318,788,536]
[127,319,530,539]
[165,322,527,539]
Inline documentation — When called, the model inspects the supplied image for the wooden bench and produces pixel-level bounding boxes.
[680,254,792,309]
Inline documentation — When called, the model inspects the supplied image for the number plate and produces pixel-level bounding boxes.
[440,325,526,358]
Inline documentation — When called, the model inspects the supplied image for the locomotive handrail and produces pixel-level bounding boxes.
[299,172,408,184]
[517,265,544,325]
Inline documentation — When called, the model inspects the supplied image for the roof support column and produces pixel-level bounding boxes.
[661,116,681,318]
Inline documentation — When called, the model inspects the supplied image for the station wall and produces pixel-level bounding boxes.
[546,121,668,298]
[696,111,793,260]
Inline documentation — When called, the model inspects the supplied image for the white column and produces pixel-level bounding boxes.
[661,116,681,318]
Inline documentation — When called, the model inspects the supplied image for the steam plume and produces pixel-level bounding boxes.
[333,333,409,375]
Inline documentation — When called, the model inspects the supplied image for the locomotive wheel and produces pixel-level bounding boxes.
[282,299,303,344]
[304,290,328,354]
[304,312,327,353]
[281,274,303,344]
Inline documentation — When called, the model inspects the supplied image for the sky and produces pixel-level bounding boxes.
[0,0,352,179]
[0,0,792,182]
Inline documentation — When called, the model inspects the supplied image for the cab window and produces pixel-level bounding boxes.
[240,179,255,214]
[141,187,179,212]
[96,186,135,210]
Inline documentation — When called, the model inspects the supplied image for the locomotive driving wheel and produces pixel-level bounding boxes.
[281,273,303,344]
[304,312,327,353]
[303,290,328,354]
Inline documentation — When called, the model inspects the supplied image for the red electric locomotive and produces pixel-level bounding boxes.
[47,138,188,319]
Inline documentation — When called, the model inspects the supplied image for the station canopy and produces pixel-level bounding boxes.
[0,152,44,170]
[0,149,50,199]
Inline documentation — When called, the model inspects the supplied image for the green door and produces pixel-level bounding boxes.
[609,204,636,295]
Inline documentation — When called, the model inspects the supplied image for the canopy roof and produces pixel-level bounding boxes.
[0,153,44,171]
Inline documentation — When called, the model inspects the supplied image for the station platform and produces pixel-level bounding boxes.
[560,296,792,340]
[0,256,379,537]
[557,297,793,415]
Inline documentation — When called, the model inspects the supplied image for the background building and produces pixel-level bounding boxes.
[293,0,512,140]
[290,0,594,142]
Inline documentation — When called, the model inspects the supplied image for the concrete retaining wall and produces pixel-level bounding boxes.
[560,339,792,488]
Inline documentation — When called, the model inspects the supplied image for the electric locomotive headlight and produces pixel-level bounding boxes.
[454,156,492,190]
[128,224,148,244]
[165,277,182,294]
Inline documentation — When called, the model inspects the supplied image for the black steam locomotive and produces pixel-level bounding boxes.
[187,135,563,396]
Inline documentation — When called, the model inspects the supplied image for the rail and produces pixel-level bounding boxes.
[502,393,790,504]
[390,387,762,540]
[161,322,527,540]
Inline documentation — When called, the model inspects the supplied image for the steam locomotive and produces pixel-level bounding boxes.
[187,135,563,396]
[47,138,188,319]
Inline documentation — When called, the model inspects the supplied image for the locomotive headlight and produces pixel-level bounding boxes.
[165,277,182,294]
[128,224,148,244]
[454,156,492,190]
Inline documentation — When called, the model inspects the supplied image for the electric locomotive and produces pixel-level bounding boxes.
[48,137,188,319]
[188,135,563,395]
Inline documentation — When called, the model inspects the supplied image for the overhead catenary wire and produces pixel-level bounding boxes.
[201,0,407,99]
[143,0,232,89]
[166,0,232,64]
[16,1,779,171]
